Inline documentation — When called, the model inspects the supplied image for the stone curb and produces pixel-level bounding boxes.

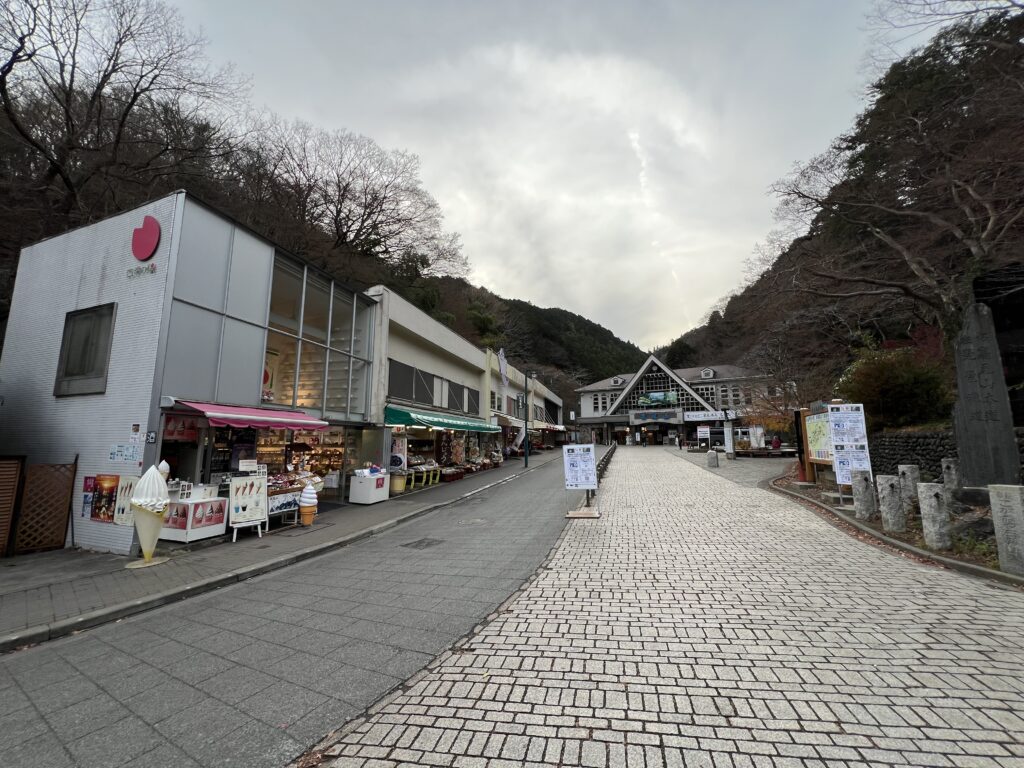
[769,478,1024,591]
[0,458,558,654]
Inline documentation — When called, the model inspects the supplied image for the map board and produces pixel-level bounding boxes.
[563,444,598,490]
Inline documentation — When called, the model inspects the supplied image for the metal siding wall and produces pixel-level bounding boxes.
[0,194,179,554]
[226,227,273,326]
[217,318,264,405]
[161,301,220,401]
[173,200,231,311]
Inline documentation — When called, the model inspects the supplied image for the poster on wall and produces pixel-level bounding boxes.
[91,475,120,522]
[113,476,140,526]
[229,476,268,528]
[828,404,872,485]
[638,391,678,407]
[390,434,407,471]
[82,477,96,518]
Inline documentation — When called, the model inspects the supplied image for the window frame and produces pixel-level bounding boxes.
[54,303,117,397]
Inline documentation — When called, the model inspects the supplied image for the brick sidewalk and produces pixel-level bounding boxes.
[0,450,573,652]
[314,445,1024,768]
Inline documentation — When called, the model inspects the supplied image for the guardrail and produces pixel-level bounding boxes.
[584,443,616,507]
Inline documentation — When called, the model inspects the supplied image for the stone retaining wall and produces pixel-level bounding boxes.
[870,428,1024,481]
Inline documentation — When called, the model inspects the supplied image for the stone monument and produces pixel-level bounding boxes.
[952,303,1018,486]
[989,485,1024,576]
[876,475,905,533]
[919,482,952,550]
[851,470,876,521]
[941,458,962,493]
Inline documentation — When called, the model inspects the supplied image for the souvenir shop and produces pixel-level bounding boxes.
[384,405,502,491]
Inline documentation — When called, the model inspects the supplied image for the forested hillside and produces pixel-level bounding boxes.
[660,8,1024,414]
[0,0,642,414]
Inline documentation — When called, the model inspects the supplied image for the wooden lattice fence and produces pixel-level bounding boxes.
[14,461,76,554]
[0,457,24,556]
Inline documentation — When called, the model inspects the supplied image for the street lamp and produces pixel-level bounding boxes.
[524,371,534,468]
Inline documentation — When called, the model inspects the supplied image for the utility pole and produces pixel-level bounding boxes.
[523,372,532,468]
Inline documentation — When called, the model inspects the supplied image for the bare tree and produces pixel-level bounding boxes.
[0,0,243,221]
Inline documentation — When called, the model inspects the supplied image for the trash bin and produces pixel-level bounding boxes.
[389,473,407,495]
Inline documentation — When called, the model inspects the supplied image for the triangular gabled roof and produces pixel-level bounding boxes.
[607,355,716,415]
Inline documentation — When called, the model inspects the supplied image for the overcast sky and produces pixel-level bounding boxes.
[170,0,877,350]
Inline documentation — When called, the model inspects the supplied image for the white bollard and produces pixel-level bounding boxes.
[706,450,719,468]
[918,482,952,550]
[876,475,905,533]
[851,470,876,521]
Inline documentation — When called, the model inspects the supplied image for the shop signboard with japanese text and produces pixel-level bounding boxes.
[563,444,598,490]
[828,404,872,485]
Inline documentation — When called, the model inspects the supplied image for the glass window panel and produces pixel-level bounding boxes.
[330,288,354,353]
[263,331,297,405]
[353,299,373,359]
[55,303,116,396]
[349,359,368,417]
[268,256,303,333]
[303,277,330,343]
[296,342,326,410]
[326,352,352,415]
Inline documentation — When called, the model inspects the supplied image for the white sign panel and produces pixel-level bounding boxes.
[112,476,140,526]
[697,425,711,441]
[229,476,269,527]
[828,403,872,485]
[683,410,736,422]
[563,444,598,490]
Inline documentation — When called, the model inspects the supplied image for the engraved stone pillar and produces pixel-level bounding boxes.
[851,470,876,521]
[989,485,1024,577]
[898,464,920,517]
[706,450,719,468]
[953,303,1018,486]
[941,458,962,493]
[877,475,905,533]
[919,482,952,550]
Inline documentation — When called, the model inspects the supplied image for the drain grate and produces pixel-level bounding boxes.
[401,537,445,549]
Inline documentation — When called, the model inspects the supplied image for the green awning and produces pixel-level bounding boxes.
[385,404,500,433]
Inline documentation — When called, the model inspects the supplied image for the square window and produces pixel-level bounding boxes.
[54,303,116,396]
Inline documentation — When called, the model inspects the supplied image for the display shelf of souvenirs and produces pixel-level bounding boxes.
[267,470,324,495]
[440,467,464,482]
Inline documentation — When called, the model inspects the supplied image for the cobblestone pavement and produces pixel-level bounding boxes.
[667,448,793,488]
[319,446,1024,768]
[0,455,587,768]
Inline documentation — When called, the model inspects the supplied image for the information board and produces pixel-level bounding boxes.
[697,425,711,441]
[229,476,269,528]
[805,413,831,462]
[827,404,872,485]
[563,444,598,490]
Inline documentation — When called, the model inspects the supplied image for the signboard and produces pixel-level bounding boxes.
[238,459,257,472]
[630,408,679,424]
[697,425,711,441]
[828,403,872,485]
[498,347,509,388]
[229,476,269,528]
[806,413,831,462]
[563,444,598,490]
[637,391,677,407]
[683,410,735,422]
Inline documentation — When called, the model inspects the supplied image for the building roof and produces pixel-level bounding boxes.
[576,363,757,392]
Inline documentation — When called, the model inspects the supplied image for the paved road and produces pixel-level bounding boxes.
[322,446,1024,768]
[0,456,586,767]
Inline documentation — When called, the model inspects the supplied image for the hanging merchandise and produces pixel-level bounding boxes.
[452,432,466,464]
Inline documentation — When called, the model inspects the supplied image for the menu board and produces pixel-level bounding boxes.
[112,475,140,526]
[165,499,227,530]
[563,444,598,490]
[229,476,268,527]
[827,404,872,485]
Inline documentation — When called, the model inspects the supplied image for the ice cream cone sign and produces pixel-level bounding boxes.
[126,465,171,569]
[299,483,318,527]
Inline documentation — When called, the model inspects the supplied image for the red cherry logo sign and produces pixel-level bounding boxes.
[132,215,161,261]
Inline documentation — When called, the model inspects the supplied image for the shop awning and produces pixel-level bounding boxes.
[541,422,566,432]
[176,401,330,431]
[385,404,500,433]
[495,414,525,428]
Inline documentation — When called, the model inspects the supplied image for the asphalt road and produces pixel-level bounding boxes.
[0,457,585,768]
